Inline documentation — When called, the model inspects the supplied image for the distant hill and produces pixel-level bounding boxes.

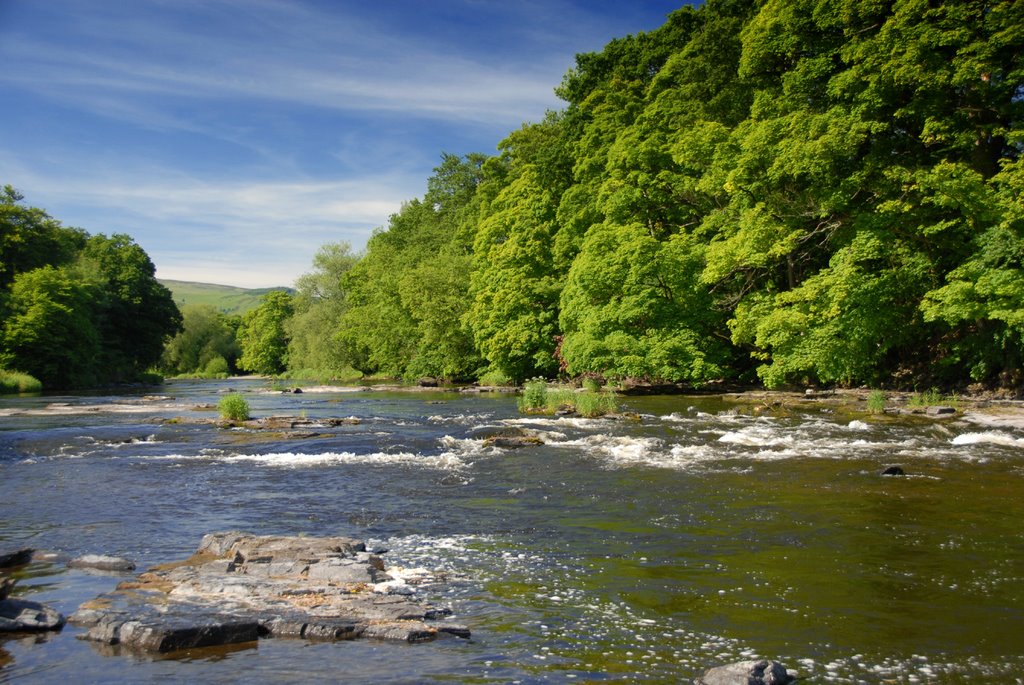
[159,279,293,315]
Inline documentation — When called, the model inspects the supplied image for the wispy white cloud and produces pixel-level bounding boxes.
[0,1,569,133]
[3,151,420,288]
[0,0,681,288]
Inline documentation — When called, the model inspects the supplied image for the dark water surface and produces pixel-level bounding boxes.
[1,380,1023,683]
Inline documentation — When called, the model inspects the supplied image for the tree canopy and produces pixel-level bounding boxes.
[105,0,1016,393]
[265,0,1023,390]
[0,187,181,389]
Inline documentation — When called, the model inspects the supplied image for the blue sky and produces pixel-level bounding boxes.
[1,0,685,288]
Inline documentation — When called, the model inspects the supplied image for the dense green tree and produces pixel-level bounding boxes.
[0,185,85,292]
[1,266,101,388]
[286,0,1023,390]
[337,202,431,377]
[161,304,241,376]
[287,241,359,376]
[1,188,181,388]
[337,154,486,380]
[238,290,294,375]
[77,233,182,381]
[468,162,562,381]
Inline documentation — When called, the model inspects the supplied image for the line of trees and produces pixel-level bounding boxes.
[251,0,1021,390]
[0,185,182,389]
[32,0,1020,392]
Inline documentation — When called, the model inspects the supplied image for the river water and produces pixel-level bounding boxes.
[1,379,1022,683]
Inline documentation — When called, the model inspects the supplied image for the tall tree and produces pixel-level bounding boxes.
[161,304,241,376]
[287,241,359,375]
[1,266,101,388]
[238,290,294,375]
[77,233,182,381]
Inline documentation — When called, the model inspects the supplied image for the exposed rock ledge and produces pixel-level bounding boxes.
[70,532,469,654]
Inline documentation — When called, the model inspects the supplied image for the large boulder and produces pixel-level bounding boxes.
[697,660,795,685]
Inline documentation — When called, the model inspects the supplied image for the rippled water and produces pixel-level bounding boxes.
[1,380,1023,683]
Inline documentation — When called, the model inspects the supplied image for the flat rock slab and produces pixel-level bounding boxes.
[71,532,469,655]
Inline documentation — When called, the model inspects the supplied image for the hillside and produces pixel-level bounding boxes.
[159,279,293,315]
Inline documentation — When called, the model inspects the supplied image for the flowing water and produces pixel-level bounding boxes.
[1,380,1023,683]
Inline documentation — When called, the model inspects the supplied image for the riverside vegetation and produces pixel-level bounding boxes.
[174,0,1023,394]
[0,186,180,391]
[3,0,1022,396]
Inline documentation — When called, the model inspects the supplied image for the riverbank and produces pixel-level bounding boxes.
[3,383,1023,428]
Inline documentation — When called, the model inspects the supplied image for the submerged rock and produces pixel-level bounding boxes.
[68,555,137,572]
[881,465,906,476]
[696,659,795,685]
[71,532,469,655]
[0,548,33,569]
[477,427,544,449]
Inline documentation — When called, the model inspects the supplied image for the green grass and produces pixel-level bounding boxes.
[518,379,548,412]
[218,393,250,421]
[867,389,886,413]
[907,387,958,409]
[518,380,617,418]
[573,391,618,418]
[544,387,578,413]
[159,279,293,315]
[0,369,42,394]
[478,368,512,386]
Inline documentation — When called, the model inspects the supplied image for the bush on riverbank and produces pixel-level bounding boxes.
[0,369,42,394]
[218,393,250,421]
[518,380,617,418]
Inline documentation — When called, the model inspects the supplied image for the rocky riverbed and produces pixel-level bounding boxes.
[69,532,469,654]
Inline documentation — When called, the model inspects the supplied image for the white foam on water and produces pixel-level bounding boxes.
[951,431,1024,447]
[504,416,613,429]
[718,425,796,448]
[206,450,467,470]
[428,412,494,425]
[438,434,493,457]
[847,420,870,431]
[549,434,664,465]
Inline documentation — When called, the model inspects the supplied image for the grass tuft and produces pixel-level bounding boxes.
[518,379,617,417]
[218,393,250,421]
[866,389,886,414]
[0,369,42,394]
[907,388,958,409]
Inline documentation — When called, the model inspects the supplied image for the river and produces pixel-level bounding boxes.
[1,379,1022,683]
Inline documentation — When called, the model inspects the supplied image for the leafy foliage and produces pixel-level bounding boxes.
[161,304,241,377]
[238,290,294,375]
[156,0,1024,392]
[0,190,181,389]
